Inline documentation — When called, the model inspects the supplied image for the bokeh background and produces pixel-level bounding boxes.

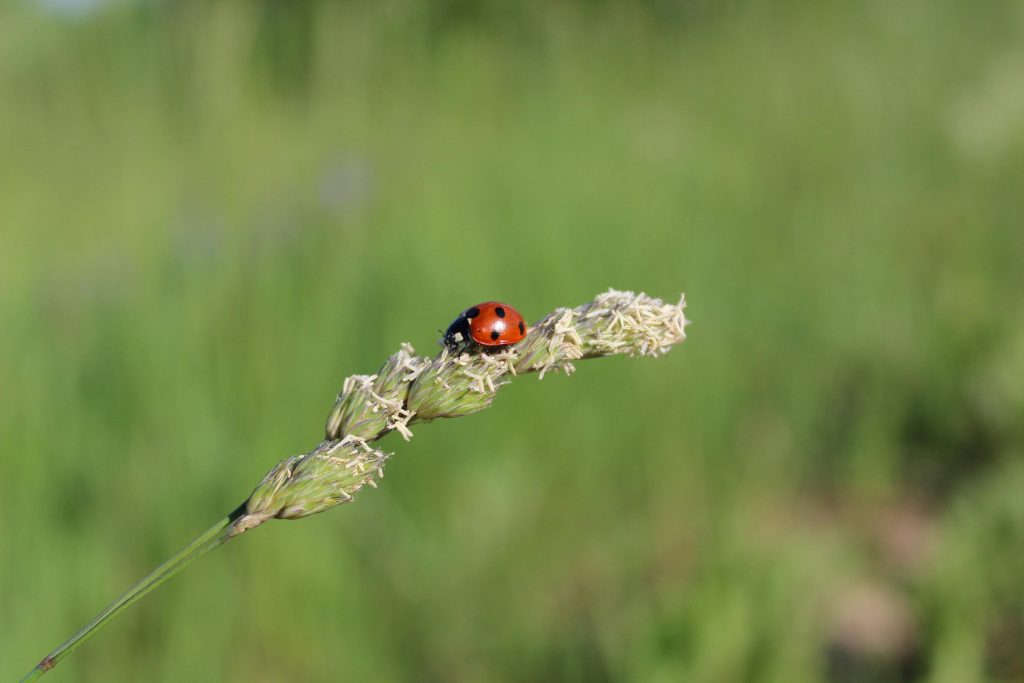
[2,1,1023,681]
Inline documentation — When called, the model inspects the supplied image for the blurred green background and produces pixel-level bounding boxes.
[2,1,1023,681]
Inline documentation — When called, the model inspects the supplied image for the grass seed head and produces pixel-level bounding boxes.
[324,344,425,441]
[406,351,511,420]
[237,436,391,533]
[513,289,689,375]
[238,289,687,533]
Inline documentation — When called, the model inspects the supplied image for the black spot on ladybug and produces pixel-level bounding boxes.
[466,307,480,319]
[490,329,500,341]
[495,307,505,318]
[518,321,525,334]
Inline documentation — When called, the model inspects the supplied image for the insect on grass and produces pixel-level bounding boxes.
[19,288,689,682]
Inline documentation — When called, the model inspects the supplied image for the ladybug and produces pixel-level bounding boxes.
[444,301,527,351]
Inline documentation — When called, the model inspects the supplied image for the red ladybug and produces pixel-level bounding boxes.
[444,301,527,350]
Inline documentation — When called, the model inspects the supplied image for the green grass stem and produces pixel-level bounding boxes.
[19,504,246,682]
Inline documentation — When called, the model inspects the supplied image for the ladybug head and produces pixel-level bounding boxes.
[442,316,471,351]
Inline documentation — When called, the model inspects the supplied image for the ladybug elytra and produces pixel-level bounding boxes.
[443,302,527,351]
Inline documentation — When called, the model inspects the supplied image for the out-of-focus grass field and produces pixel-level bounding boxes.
[2,1,1023,681]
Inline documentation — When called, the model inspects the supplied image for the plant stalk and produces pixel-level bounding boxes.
[19,503,248,682]
[18,290,688,680]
